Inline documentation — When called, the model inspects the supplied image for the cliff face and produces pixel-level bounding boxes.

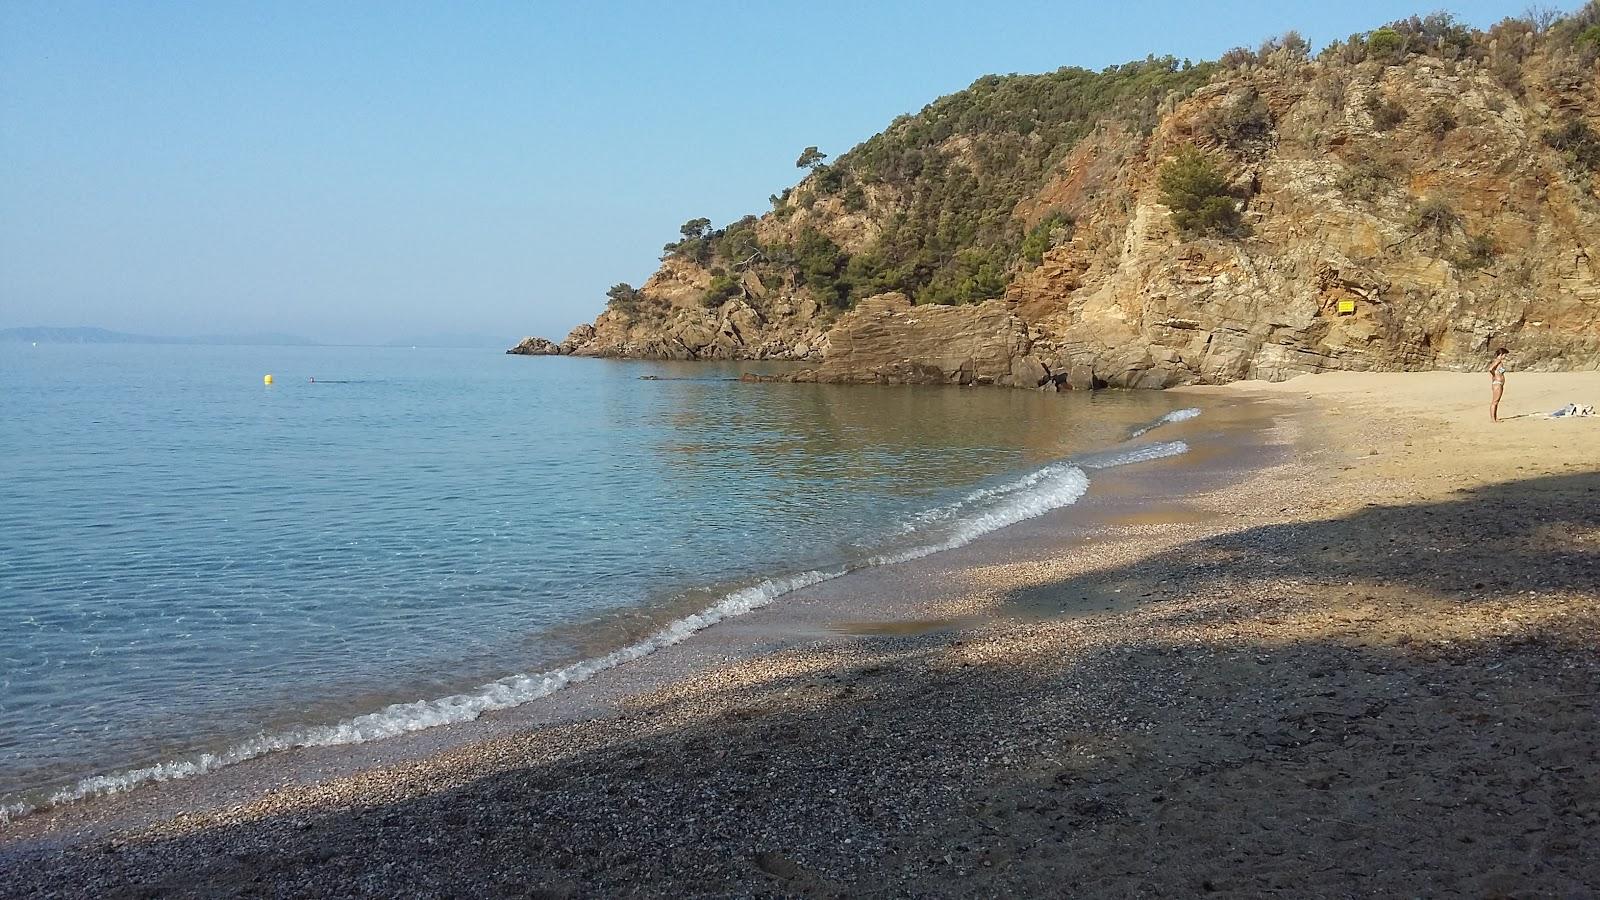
[555,259,836,362]
[1011,56,1600,387]
[521,17,1600,387]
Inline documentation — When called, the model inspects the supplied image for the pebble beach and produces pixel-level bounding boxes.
[3,371,1598,897]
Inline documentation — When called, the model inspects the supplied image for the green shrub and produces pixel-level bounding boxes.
[1454,231,1498,270]
[1158,145,1242,237]
[920,246,1010,304]
[1365,28,1405,61]
[1260,31,1310,60]
[1543,119,1600,173]
[1379,13,1479,61]
[1324,33,1370,64]
[701,274,741,308]
[605,282,640,313]
[1202,87,1274,149]
[1312,72,1350,114]
[1410,198,1461,236]
[1367,94,1407,131]
[1423,104,1457,137]
[1338,148,1403,200]
[783,228,851,309]
[662,217,715,262]
[842,183,868,212]
[795,146,827,169]
[1219,46,1257,69]
[1020,212,1074,264]
[1550,1,1600,54]
[812,164,846,195]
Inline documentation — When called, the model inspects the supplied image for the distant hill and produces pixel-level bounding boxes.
[1,327,320,346]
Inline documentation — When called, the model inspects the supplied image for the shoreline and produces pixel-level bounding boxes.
[0,392,1261,843]
[4,372,1598,896]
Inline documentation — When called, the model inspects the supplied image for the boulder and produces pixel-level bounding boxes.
[1009,354,1051,388]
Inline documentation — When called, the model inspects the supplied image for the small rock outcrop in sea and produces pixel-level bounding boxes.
[531,16,1600,387]
[506,336,564,356]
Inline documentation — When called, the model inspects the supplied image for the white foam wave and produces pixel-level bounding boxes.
[1075,439,1190,471]
[1,568,842,826]
[1,438,1191,825]
[1129,407,1201,438]
[872,464,1090,565]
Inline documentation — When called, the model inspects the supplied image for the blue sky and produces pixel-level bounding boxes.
[0,1,1567,344]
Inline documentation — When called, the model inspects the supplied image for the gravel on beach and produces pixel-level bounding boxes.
[3,373,1597,898]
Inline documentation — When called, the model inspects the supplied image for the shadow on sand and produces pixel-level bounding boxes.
[5,473,1598,898]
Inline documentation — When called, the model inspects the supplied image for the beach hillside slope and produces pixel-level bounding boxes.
[522,10,1600,387]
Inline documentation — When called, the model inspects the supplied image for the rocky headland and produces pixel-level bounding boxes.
[513,11,1600,388]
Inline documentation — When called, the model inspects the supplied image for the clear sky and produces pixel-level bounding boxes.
[0,1,1567,344]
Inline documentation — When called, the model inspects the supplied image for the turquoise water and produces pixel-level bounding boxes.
[0,344,1196,817]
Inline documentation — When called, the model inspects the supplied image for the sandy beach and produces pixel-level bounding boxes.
[3,370,1598,898]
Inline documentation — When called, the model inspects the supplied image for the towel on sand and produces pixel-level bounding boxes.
[1548,403,1596,418]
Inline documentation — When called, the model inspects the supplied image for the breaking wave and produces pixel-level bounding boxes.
[0,438,1188,825]
[1128,407,1201,439]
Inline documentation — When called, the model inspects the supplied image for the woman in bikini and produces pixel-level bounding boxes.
[1489,347,1509,422]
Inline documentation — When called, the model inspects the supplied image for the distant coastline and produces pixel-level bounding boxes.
[0,326,319,347]
[3,327,513,349]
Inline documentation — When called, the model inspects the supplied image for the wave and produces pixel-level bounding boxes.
[1128,407,1201,439]
[0,438,1188,825]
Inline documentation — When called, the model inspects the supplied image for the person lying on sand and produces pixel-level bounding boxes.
[1489,348,1509,423]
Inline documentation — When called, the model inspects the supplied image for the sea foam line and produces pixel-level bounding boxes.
[1128,407,1201,439]
[0,438,1189,825]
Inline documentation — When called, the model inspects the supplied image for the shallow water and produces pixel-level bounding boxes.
[0,344,1197,814]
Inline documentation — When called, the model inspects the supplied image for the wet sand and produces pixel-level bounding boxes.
[3,372,1598,897]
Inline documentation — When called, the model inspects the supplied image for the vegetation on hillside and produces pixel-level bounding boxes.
[656,57,1220,309]
[635,3,1600,314]
[1158,146,1243,237]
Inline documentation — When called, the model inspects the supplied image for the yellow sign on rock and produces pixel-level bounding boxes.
[1336,299,1357,315]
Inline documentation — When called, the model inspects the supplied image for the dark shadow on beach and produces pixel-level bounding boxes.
[4,473,1597,898]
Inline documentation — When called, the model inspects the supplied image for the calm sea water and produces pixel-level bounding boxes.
[0,344,1197,816]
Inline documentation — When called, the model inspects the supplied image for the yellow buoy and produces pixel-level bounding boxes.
[263,374,274,385]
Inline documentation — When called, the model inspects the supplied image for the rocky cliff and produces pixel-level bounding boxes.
[516,10,1600,387]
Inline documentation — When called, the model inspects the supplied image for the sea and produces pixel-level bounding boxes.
[0,343,1203,821]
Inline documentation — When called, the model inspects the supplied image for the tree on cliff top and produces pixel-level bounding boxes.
[795,146,828,169]
[662,217,716,262]
[605,283,639,312]
[1158,145,1243,237]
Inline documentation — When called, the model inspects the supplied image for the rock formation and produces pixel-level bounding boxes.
[519,15,1600,387]
[506,336,564,356]
[784,293,1050,388]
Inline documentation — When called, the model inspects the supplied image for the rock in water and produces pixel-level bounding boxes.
[506,337,564,356]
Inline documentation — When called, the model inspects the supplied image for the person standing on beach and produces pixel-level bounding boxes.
[1489,348,1509,422]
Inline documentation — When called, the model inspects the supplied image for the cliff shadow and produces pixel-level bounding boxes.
[1005,469,1600,618]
